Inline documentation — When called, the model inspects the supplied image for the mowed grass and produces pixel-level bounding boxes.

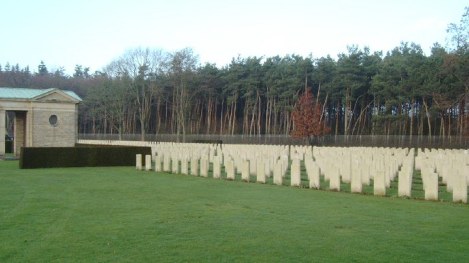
[1,161,468,262]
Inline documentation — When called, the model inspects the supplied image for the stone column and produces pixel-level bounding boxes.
[14,111,26,157]
[0,109,5,157]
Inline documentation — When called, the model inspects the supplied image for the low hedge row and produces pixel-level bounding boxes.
[19,146,151,169]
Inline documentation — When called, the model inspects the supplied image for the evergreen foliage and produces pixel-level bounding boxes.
[1,7,468,138]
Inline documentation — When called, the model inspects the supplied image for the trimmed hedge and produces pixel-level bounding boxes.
[19,146,151,169]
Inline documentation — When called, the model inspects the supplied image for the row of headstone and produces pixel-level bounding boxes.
[120,141,469,203]
[310,147,411,196]
[416,148,468,203]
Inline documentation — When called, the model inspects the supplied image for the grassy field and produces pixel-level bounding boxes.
[1,160,468,262]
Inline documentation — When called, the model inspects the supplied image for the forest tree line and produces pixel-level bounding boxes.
[1,8,468,141]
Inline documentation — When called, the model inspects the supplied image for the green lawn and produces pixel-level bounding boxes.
[1,160,468,262]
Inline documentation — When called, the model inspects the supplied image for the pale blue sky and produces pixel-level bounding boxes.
[1,0,467,74]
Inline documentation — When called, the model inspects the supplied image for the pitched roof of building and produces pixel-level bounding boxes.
[0,87,82,102]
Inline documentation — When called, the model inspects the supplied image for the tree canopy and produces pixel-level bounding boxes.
[1,7,468,140]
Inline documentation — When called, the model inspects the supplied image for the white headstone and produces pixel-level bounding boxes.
[398,169,412,197]
[329,167,340,191]
[171,156,179,174]
[373,170,386,196]
[273,161,283,185]
[181,158,189,175]
[307,161,320,189]
[145,155,152,171]
[163,154,171,172]
[241,159,250,182]
[155,155,162,172]
[350,167,362,193]
[257,158,266,183]
[200,157,209,177]
[226,159,235,180]
[213,157,221,179]
[136,154,142,170]
[290,158,301,187]
[422,171,439,201]
[452,172,467,203]
[190,157,199,176]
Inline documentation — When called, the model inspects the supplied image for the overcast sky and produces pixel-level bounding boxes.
[1,0,467,75]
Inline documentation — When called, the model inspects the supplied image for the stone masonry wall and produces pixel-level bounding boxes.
[32,105,77,147]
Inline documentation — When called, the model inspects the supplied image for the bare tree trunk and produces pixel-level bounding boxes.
[231,101,237,135]
[257,91,262,135]
[335,101,340,135]
[273,100,278,134]
[206,97,212,134]
[219,100,224,135]
[344,87,350,135]
[422,99,432,136]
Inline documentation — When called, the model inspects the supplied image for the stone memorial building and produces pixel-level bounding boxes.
[0,87,82,157]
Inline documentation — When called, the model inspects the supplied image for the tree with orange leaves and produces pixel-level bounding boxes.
[291,88,331,144]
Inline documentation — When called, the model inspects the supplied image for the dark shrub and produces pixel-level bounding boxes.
[19,146,151,169]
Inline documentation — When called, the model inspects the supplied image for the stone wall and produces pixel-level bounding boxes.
[31,105,78,147]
